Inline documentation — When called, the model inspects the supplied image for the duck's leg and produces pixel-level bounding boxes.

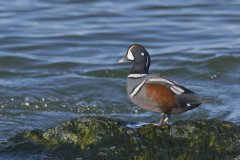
[155,112,170,126]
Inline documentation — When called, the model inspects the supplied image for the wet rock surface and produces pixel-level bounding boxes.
[21,116,240,160]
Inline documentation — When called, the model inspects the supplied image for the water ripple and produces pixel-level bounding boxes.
[0,1,240,157]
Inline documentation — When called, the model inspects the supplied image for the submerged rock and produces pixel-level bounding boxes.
[24,116,240,160]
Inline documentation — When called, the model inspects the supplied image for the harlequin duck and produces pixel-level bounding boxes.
[119,44,205,126]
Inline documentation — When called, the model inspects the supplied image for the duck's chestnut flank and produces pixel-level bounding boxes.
[145,83,175,111]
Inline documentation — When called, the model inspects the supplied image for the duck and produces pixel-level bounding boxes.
[119,44,205,126]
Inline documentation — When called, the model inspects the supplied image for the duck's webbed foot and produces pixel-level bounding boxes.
[154,112,170,126]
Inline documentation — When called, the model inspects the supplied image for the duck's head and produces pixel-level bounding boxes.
[119,44,151,74]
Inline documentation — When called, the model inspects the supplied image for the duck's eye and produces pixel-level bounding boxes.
[141,52,145,56]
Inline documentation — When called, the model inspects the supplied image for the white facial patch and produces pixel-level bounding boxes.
[141,52,144,56]
[127,46,134,60]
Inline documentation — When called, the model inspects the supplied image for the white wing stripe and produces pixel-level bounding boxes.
[148,78,175,85]
[148,78,185,94]
[170,87,182,94]
[130,79,146,97]
[170,86,185,94]
[172,86,185,93]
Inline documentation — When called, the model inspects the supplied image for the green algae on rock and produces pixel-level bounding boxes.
[24,116,240,160]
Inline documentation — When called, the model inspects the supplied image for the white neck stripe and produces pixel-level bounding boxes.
[128,74,147,78]
[146,56,149,68]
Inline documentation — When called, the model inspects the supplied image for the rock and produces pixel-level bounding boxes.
[24,116,240,160]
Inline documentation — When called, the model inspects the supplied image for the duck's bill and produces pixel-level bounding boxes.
[118,56,130,63]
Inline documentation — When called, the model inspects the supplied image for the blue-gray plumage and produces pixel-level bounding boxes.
[119,44,206,126]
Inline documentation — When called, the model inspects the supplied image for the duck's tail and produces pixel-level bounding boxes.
[199,97,216,104]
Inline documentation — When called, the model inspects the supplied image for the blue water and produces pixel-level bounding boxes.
[0,0,240,159]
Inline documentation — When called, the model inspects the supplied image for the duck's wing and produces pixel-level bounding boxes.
[146,75,203,111]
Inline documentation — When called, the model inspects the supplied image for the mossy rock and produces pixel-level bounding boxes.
[24,116,240,160]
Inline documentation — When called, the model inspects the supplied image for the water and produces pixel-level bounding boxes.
[0,0,240,159]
